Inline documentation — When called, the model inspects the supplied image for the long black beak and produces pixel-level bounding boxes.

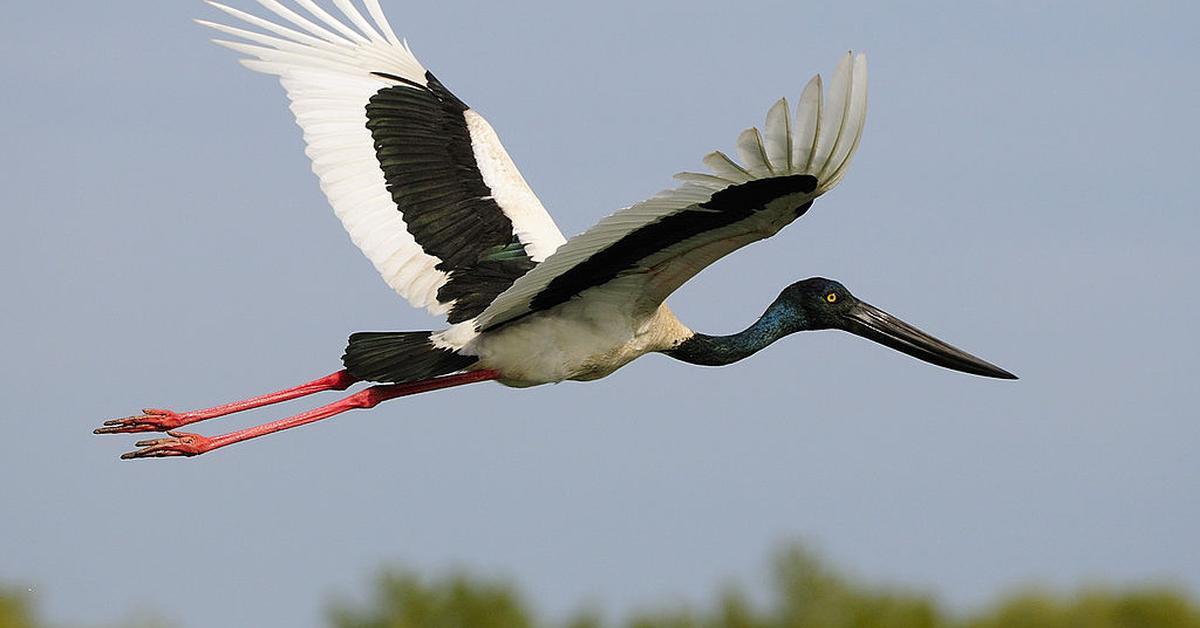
[842,301,1017,379]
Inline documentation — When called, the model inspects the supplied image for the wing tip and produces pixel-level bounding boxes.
[698,52,868,192]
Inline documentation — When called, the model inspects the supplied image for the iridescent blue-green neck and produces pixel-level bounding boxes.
[663,296,807,367]
[661,276,1019,379]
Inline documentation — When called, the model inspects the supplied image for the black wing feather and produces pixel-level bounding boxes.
[366,72,536,323]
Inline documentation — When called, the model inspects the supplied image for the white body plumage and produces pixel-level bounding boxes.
[468,301,692,387]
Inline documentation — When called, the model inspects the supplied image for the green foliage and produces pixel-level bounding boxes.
[613,546,940,628]
[963,587,1200,628]
[5,544,1200,628]
[0,586,173,628]
[327,570,535,628]
[327,544,1200,628]
[767,545,940,628]
[0,586,37,628]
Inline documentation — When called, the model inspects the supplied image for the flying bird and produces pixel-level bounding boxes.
[97,0,1015,459]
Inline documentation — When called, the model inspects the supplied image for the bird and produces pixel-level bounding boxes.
[96,0,1016,459]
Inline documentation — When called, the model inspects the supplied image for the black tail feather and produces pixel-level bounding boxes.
[342,331,477,384]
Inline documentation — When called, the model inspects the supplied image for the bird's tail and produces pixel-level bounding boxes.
[342,332,477,384]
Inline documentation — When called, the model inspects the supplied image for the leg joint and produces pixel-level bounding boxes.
[352,386,392,409]
[321,369,359,391]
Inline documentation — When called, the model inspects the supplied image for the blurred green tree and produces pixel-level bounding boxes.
[0,586,38,628]
[0,585,174,628]
[326,570,535,628]
[6,543,1200,627]
[327,544,1200,628]
[766,545,940,628]
[963,587,1200,628]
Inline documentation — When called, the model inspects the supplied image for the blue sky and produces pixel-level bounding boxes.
[1,1,1197,626]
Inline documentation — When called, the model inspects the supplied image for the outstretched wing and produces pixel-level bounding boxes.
[477,53,868,332]
[200,0,567,323]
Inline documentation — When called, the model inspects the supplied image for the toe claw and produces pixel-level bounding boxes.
[120,431,213,459]
[94,409,188,435]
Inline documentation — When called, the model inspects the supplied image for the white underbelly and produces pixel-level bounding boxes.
[466,300,690,387]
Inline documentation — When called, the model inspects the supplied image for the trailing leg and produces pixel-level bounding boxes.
[94,370,359,434]
[119,370,500,459]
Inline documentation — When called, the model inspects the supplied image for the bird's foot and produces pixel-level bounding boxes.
[120,431,215,459]
[94,408,191,434]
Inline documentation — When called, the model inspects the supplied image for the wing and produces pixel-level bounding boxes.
[476,53,868,332]
[199,0,567,323]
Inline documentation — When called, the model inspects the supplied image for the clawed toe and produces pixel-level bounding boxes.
[121,431,213,459]
[94,409,186,435]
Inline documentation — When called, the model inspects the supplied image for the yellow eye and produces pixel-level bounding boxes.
[825,292,838,303]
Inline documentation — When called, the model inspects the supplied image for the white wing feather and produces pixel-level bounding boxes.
[201,1,566,316]
[478,52,868,330]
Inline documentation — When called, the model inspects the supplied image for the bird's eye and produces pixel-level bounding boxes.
[825,292,838,303]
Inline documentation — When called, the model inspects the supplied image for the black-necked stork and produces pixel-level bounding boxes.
[97,0,1016,459]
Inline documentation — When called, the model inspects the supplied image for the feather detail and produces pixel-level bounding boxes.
[702,151,754,183]
[824,54,868,189]
[812,52,854,182]
[736,127,774,177]
[762,98,792,173]
[792,74,823,173]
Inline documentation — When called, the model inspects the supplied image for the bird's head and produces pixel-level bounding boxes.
[772,277,1017,379]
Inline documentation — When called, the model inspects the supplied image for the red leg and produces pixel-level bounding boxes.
[95,369,359,434]
[119,370,501,459]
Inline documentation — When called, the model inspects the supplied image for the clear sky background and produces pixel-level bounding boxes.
[1,1,1197,626]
